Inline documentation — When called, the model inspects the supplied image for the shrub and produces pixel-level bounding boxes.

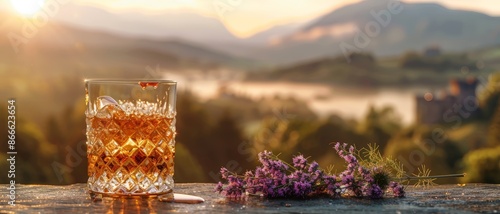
[462,146,500,183]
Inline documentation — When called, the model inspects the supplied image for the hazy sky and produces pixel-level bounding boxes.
[2,0,500,37]
[72,0,500,36]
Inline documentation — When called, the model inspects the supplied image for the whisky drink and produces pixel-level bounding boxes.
[87,103,175,197]
[85,80,177,198]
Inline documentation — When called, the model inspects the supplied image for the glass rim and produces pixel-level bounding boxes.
[85,79,177,85]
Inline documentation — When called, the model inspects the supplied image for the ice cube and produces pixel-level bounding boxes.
[97,96,119,109]
[95,96,125,118]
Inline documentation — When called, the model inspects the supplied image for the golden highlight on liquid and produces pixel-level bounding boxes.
[86,105,175,196]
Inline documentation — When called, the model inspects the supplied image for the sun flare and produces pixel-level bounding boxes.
[10,0,46,17]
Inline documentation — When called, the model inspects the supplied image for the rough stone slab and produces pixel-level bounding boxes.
[0,183,498,213]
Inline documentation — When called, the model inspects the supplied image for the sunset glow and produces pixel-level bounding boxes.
[10,0,45,17]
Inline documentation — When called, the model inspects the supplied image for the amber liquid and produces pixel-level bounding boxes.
[86,106,175,197]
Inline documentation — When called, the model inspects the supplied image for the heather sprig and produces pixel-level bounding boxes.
[215,142,408,199]
[215,142,467,200]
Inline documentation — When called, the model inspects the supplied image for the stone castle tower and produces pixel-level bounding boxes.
[416,77,479,124]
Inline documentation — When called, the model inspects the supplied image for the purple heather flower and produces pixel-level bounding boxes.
[290,170,313,185]
[344,154,356,164]
[277,188,287,197]
[322,175,336,185]
[322,175,341,196]
[255,167,265,178]
[371,185,383,199]
[227,175,237,183]
[389,181,405,198]
[312,169,323,181]
[224,175,245,198]
[293,181,312,197]
[365,184,383,199]
[349,145,355,154]
[292,155,307,170]
[215,181,224,193]
[334,142,341,151]
[308,161,319,173]
[358,166,368,175]
[244,170,254,182]
[358,166,374,183]
[220,167,229,179]
[258,150,272,163]
[267,159,288,174]
[338,150,345,157]
[341,174,354,185]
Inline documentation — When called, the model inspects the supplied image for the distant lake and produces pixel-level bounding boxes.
[165,72,422,125]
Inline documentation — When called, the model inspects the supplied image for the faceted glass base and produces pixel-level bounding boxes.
[89,188,173,200]
[87,175,174,198]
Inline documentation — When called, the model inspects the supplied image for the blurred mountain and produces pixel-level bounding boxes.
[53,4,240,44]
[208,22,305,59]
[0,12,255,70]
[51,3,303,62]
[250,0,500,64]
[245,23,304,45]
[50,1,500,66]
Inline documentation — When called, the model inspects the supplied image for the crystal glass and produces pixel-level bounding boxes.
[85,80,176,198]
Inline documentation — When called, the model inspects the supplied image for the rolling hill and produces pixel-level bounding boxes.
[29,0,500,67]
[49,3,303,61]
[53,3,241,44]
[0,11,255,70]
[249,0,500,64]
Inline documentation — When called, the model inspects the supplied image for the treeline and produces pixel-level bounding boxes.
[399,51,478,71]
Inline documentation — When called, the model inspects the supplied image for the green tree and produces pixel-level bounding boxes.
[478,73,500,147]
[461,146,500,183]
[358,105,401,151]
[175,91,213,181]
[0,118,58,184]
[400,51,423,68]
[478,73,500,120]
[345,52,376,67]
[174,144,206,182]
[210,110,247,168]
[45,99,87,184]
[487,97,500,147]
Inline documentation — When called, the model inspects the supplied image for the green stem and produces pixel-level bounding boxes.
[397,173,465,180]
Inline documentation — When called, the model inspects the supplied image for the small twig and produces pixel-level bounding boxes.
[396,173,465,180]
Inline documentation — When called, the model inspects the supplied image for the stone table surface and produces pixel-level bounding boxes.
[0,183,499,213]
